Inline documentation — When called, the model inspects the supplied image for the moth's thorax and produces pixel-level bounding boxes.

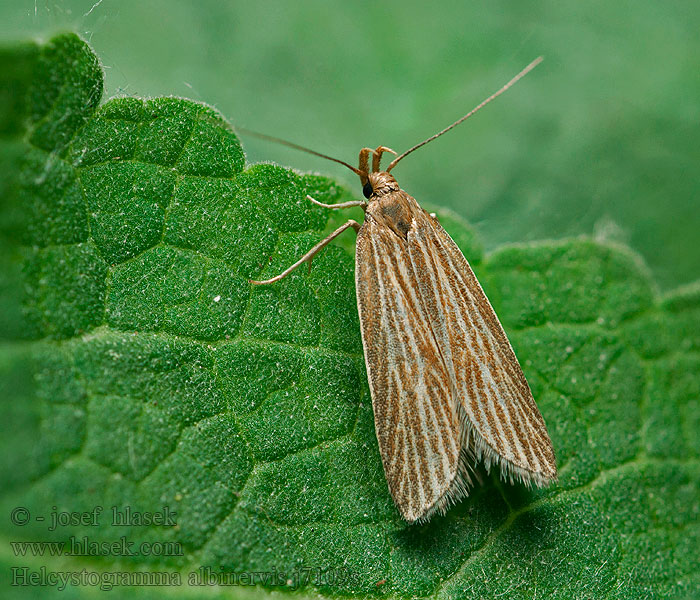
[367,171,400,198]
[364,185,419,240]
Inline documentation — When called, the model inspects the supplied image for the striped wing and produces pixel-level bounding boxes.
[356,194,556,522]
[356,216,469,523]
[405,209,556,486]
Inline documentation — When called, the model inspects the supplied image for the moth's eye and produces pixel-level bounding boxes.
[362,182,373,199]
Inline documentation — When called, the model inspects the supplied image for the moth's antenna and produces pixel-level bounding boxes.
[236,127,364,176]
[386,56,543,173]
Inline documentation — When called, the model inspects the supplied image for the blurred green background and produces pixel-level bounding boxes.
[1,0,697,290]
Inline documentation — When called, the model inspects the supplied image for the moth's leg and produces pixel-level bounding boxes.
[306,194,366,210]
[250,220,361,285]
[372,146,397,173]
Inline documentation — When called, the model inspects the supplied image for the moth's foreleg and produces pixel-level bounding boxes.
[306,194,366,210]
[250,219,361,285]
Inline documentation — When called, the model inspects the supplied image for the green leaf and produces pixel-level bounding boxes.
[0,34,698,599]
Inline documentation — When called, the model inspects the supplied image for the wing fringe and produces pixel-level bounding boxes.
[415,408,559,523]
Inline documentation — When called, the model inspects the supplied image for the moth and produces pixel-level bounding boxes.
[249,58,556,523]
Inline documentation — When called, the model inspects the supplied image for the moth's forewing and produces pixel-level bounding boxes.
[407,212,556,485]
[356,189,556,523]
[355,198,467,523]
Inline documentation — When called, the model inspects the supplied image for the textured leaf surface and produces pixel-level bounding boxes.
[0,34,698,599]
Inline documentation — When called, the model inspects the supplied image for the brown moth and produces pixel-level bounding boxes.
[249,57,556,523]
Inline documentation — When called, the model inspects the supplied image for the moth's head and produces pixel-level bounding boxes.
[357,145,399,200]
[362,171,400,199]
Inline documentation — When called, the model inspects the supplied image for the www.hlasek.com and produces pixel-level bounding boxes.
[11,536,183,558]
[11,566,360,592]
